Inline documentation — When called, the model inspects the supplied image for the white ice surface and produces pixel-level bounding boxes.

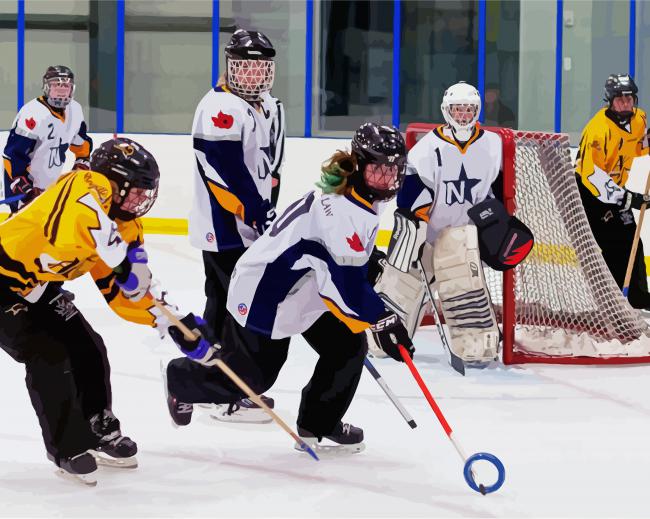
[1,235,650,518]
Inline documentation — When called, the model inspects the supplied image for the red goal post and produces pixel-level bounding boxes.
[406,122,650,365]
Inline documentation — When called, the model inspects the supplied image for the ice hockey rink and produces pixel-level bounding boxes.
[0,232,649,518]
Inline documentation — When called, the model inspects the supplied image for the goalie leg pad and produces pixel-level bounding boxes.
[433,225,500,363]
[373,262,427,338]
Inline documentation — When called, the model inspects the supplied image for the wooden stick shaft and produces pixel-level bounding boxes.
[623,172,650,294]
[153,299,318,460]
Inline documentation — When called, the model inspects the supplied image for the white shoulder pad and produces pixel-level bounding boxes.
[192,90,248,141]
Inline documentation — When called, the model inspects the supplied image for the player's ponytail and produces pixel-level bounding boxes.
[317,150,357,195]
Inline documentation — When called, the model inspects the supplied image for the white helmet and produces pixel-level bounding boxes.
[441,82,481,141]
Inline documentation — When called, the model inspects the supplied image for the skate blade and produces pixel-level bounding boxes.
[90,451,138,469]
[210,406,272,424]
[55,468,97,486]
[295,439,365,455]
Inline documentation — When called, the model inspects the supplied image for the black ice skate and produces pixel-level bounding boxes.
[210,395,274,424]
[161,360,193,427]
[89,410,138,468]
[54,452,98,486]
[296,422,365,454]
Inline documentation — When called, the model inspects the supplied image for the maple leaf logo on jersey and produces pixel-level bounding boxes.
[212,111,234,129]
[25,117,36,130]
[346,232,364,252]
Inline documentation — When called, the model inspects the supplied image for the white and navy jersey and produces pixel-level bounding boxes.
[397,125,502,243]
[190,85,285,251]
[3,97,92,198]
[226,189,387,339]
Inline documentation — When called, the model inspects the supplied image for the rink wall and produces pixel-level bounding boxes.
[1,131,650,266]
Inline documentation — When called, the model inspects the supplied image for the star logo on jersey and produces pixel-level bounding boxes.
[212,111,234,129]
[346,232,364,252]
[25,117,36,130]
[443,165,481,205]
[48,138,69,168]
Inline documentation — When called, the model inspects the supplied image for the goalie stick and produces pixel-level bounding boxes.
[416,258,465,376]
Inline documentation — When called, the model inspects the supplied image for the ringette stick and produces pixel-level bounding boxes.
[153,300,319,461]
[364,357,417,428]
[398,344,505,494]
[623,172,650,297]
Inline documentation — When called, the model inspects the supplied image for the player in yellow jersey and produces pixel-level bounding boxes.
[0,137,210,485]
[575,74,650,309]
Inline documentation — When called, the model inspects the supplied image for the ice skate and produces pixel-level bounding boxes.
[296,422,365,454]
[161,360,193,427]
[210,395,274,424]
[54,452,98,486]
[89,410,138,468]
[91,433,138,469]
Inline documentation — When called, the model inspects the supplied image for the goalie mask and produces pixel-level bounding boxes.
[42,65,75,109]
[225,29,276,102]
[351,123,407,202]
[90,138,160,221]
[441,81,481,142]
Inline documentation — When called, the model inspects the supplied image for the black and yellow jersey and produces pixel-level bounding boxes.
[0,169,163,326]
[575,107,648,204]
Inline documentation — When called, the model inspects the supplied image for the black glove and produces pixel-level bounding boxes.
[619,189,650,211]
[367,247,387,286]
[246,199,276,235]
[369,311,415,362]
[9,175,40,205]
[168,313,219,364]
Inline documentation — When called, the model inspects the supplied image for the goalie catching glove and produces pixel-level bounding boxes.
[168,313,221,365]
[467,198,534,271]
[369,311,415,362]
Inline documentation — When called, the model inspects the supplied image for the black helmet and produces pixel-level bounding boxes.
[225,29,276,60]
[42,65,75,109]
[604,74,638,103]
[90,138,160,221]
[350,123,407,202]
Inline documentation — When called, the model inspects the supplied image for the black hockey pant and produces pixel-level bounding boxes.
[202,248,246,341]
[167,312,368,437]
[0,284,112,464]
[577,177,650,309]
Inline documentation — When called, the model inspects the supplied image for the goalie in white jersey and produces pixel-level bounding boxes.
[375,82,532,368]
[3,65,92,212]
[164,123,415,453]
[189,29,285,422]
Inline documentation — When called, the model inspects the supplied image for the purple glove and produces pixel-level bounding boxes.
[113,244,152,301]
[168,313,220,365]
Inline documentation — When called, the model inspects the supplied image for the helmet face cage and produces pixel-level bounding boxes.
[43,77,75,109]
[227,58,275,101]
[362,161,406,201]
[441,82,481,138]
[115,184,159,219]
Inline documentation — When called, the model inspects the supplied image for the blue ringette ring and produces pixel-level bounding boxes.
[463,452,506,494]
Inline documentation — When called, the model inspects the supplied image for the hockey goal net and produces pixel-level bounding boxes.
[406,122,650,365]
